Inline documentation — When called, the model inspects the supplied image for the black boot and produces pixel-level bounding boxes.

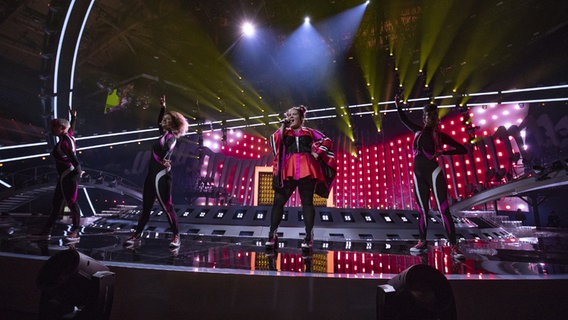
[301,238,313,273]
[265,234,278,271]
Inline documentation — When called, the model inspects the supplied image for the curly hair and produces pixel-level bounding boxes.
[167,111,188,138]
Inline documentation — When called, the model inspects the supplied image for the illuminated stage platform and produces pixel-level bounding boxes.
[450,169,568,215]
[1,207,568,320]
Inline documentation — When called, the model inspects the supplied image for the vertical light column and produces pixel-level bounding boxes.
[52,0,95,119]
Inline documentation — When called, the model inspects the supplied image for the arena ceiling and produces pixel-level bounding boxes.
[1,0,567,142]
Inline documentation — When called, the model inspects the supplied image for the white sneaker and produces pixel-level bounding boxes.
[123,232,141,246]
[64,230,80,242]
[409,241,428,253]
[169,234,181,248]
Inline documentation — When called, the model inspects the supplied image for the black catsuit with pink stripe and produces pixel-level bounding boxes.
[45,114,82,231]
[134,107,179,235]
[398,108,467,245]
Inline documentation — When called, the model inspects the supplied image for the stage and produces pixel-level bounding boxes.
[1,208,568,320]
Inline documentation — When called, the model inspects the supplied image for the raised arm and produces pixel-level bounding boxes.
[158,95,166,134]
[68,106,77,135]
[395,96,422,133]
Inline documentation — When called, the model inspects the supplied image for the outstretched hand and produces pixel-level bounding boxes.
[69,105,77,117]
[394,95,403,110]
[160,95,167,108]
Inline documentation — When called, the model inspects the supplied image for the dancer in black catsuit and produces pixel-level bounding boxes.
[124,95,188,248]
[396,97,467,260]
[40,107,84,242]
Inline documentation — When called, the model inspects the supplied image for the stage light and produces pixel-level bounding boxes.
[197,209,208,218]
[254,209,267,220]
[396,213,410,223]
[304,16,310,24]
[377,264,457,320]
[361,212,376,223]
[214,209,227,219]
[341,212,355,222]
[36,249,114,319]
[379,213,394,223]
[319,211,333,222]
[232,208,246,219]
[241,21,255,37]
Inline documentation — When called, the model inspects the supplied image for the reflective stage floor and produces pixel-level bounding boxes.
[2,213,568,320]
[2,214,568,277]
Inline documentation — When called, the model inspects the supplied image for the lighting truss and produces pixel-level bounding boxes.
[2,84,568,163]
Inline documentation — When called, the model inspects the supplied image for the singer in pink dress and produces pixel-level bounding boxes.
[266,105,336,254]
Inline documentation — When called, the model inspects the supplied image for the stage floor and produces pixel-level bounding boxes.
[2,214,568,279]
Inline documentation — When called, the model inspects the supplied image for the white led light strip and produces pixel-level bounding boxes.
[83,187,97,215]
[68,0,95,108]
[53,0,77,119]
[2,85,568,163]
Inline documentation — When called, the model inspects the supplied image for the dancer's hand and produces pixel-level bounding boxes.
[162,159,172,171]
[160,95,167,108]
[394,95,403,110]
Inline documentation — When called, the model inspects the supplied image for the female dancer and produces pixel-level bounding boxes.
[124,95,188,248]
[41,107,83,242]
[266,105,336,260]
[396,97,467,260]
